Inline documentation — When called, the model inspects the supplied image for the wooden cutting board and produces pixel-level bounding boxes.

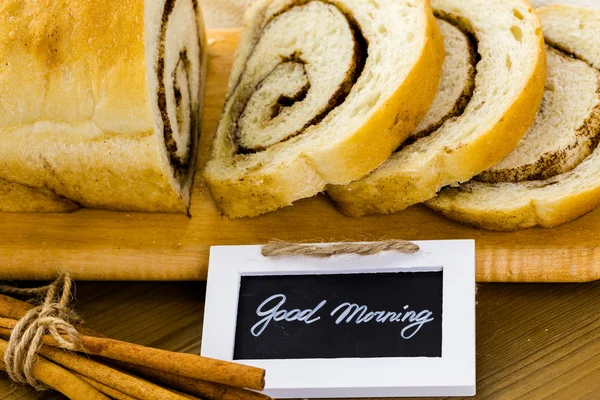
[1,30,599,283]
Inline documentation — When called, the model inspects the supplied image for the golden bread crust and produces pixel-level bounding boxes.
[426,177,600,231]
[0,0,151,133]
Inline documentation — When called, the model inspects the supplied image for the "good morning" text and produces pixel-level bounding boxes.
[250,294,434,339]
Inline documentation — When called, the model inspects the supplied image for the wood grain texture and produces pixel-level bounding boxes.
[0,30,599,282]
[1,281,600,399]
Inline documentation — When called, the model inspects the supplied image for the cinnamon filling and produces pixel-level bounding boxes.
[157,0,201,180]
[399,15,478,150]
[230,0,368,155]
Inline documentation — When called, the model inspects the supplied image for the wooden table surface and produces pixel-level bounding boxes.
[1,280,600,399]
[3,2,600,399]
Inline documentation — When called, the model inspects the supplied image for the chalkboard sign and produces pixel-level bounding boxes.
[202,241,476,398]
[233,272,442,360]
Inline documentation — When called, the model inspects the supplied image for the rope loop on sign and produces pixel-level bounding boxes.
[261,240,420,258]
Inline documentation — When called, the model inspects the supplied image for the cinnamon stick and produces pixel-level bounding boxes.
[0,296,266,390]
[0,294,99,337]
[112,361,273,400]
[75,371,198,400]
[38,346,195,400]
[0,316,264,390]
[0,339,109,400]
[80,335,265,390]
[72,373,138,400]
[0,293,33,319]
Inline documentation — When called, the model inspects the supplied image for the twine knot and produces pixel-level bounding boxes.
[261,239,420,258]
[0,273,82,390]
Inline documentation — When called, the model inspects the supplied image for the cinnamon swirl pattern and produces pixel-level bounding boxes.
[428,6,600,231]
[327,0,546,217]
[230,1,368,154]
[0,0,206,212]
[204,0,445,217]
[155,0,203,182]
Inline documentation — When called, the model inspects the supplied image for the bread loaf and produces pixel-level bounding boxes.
[203,0,445,218]
[427,5,600,230]
[0,179,78,213]
[0,0,207,212]
[327,0,546,217]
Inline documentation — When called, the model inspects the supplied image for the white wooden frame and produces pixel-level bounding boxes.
[201,240,476,398]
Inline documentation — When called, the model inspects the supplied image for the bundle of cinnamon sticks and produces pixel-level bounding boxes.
[0,293,271,400]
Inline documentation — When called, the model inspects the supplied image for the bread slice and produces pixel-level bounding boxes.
[477,46,600,183]
[427,5,600,231]
[327,0,546,216]
[203,0,445,218]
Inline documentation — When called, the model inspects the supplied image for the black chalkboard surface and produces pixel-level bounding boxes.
[233,271,443,360]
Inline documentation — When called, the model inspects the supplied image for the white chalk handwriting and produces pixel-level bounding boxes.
[250,294,434,339]
[251,294,327,337]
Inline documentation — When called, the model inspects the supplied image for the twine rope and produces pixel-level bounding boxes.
[0,274,82,391]
[261,240,419,258]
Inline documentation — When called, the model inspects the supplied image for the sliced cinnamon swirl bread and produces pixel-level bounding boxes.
[203,0,445,217]
[327,0,546,216]
[428,5,600,231]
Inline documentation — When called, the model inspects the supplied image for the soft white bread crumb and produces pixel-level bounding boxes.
[531,0,600,10]
[412,19,476,140]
